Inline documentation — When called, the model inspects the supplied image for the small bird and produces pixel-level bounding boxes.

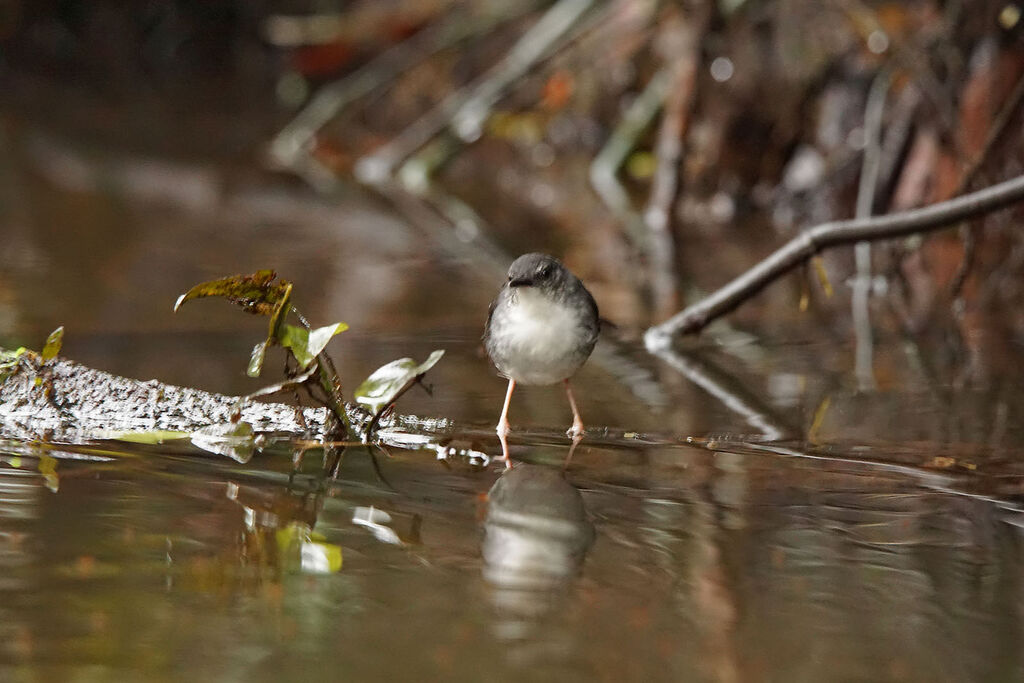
[484,253,600,460]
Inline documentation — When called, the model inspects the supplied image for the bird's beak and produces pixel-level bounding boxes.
[509,277,534,287]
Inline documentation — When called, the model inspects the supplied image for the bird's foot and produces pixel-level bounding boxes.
[566,419,585,439]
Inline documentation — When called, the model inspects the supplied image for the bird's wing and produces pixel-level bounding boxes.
[586,288,599,323]
[581,284,600,335]
[483,295,497,340]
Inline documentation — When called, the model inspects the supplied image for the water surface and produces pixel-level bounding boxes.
[3,119,1024,683]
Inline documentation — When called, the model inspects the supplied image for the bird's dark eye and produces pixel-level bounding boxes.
[539,264,553,278]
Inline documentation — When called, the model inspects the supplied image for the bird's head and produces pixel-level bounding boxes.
[506,253,569,296]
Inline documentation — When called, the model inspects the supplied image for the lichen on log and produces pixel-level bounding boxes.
[0,352,344,443]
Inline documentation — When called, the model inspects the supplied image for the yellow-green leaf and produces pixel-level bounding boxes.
[267,281,293,340]
[42,326,64,361]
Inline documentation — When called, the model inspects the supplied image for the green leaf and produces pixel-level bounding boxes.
[354,350,445,415]
[0,347,28,382]
[41,326,64,361]
[279,322,348,370]
[173,270,291,317]
[278,325,311,368]
[102,429,191,444]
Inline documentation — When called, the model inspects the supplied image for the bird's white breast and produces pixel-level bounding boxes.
[493,288,586,384]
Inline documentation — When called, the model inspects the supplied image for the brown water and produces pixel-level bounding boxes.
[4,122,1024,682]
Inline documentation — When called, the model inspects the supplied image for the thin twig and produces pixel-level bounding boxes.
[644,172,1024,348]
[644,20,701,319]
[851,70,890,391]
[874,83,919,205]
[269,4,536,171]
[391,137,515,273]
[451,0,595,142]
[374,180,511,278]
[839,0,956,134]
[590,66,670,249]
[356,0,592,183]
[388,0,618,191]
[949,68,1024,299]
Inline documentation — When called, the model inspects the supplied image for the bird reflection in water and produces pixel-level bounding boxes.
[482,462,594,639]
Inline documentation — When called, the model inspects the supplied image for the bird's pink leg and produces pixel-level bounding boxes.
[563,379,584,438]
[496,378,516,468]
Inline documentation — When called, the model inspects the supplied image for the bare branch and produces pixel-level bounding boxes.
[355,0,592,184]
[644,14,702,320]
[645,172,1024,349]
[269,4,542,176]
[590,66,670,248]
[851,69,891,391]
